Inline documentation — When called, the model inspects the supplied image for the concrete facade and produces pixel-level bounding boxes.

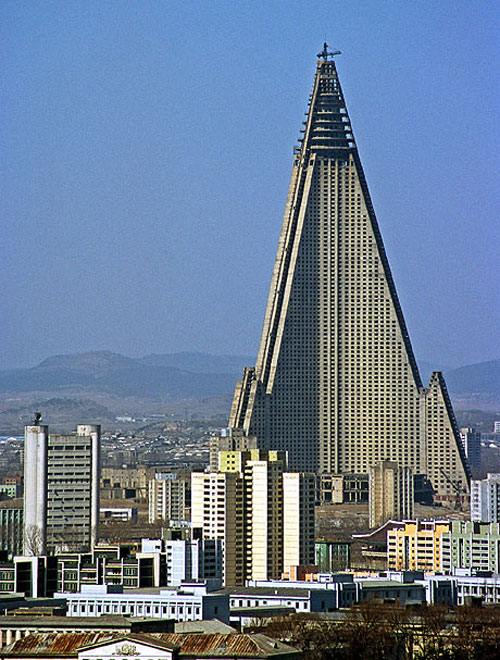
[191,471,244,586]
[387,520,450,571]
[56,583,230,624]
[441,521,500,573]
[0,508,23,557]
[368,461,413,528]
[23,424,100,554]
[228,55,470,503]
[23,425,48,554]
[282,473,316,573]
[149,474,190,524]
[470,473,500,522]
[460,427,481,470]
[192,451,314,586]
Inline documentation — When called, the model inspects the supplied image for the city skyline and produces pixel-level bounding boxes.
[2,2,498,370]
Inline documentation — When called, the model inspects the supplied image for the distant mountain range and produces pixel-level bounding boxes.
[0,351,254,399]
[0,350,498,401]
[0,351,497,434]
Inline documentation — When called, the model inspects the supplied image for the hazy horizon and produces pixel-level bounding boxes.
[2,2,499,370]
[1,347,497,374]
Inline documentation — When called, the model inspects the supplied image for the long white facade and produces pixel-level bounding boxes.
[57,583,229,623]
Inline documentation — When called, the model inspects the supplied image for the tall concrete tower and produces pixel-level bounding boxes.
[23,425,49,555]
[230,48,470,501]
[23,423,101,553]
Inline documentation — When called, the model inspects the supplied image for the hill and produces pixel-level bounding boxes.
[0,352,497,433]
[0,351,245,399]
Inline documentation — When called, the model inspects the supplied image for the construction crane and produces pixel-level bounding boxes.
[317,43,342,61]
[439,467,466,511]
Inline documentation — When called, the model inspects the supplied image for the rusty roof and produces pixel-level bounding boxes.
[156,633,298,657]
[2,632,300,658]
[3,631,114,656]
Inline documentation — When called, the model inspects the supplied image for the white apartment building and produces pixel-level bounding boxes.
[471,474,500,522]
[149,473,190,524]
[163,538,223,587]
[191,472,244,586]
[283,473,316,573]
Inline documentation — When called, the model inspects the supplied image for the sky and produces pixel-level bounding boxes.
[1,1,499,370]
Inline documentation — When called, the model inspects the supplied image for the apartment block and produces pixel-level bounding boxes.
[192,450,314,586]
[0,508,23,557]
[460,427,481,470]
[368,461,413,528]
[149,473,190,524]
[441,521,500,573]
[191,471,244,586]
[387,520,450,571]
[283,473,316,573]
[24,424,100,554]
[470,473,500,522]
[315,540,351,571]
[209,429,258,471]
[163,538,223,587]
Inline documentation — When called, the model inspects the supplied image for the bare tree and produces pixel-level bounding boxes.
[23,524,44,555]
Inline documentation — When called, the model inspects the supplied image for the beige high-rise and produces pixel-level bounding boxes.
[368,461,413,528]
[192,450,314,585]
[191,471,244,585]
[230,50,470,502]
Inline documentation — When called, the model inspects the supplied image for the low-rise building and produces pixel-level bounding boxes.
[0,538,223,597]
[0,616,174,650]
[1,631,301,660]
[356,579,425,604]
[100,508,138,522]
[0,508,23,556]
[56,583,230,624]
[452,573,500,605]
[0,484,23,498]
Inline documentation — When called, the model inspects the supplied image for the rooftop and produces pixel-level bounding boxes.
[2,632,301,659]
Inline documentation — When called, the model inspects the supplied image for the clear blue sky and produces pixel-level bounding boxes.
[1,1,499,370]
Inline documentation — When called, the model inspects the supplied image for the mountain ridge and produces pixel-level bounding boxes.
[0,351,497,399]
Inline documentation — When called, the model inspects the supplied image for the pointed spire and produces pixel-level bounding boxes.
[296,55,355,157]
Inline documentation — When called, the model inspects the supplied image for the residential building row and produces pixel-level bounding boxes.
[387,519,500,574]
[0,537,222,597]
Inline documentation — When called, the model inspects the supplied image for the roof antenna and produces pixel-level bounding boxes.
[317,42,341,61]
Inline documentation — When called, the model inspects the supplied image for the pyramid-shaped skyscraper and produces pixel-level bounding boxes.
[230,48,470,501]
